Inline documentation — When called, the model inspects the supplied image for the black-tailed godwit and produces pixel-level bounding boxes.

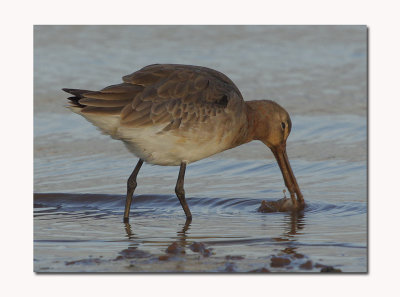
[63,64,304,223]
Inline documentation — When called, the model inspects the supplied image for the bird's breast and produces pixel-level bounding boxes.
[119,115,247,166]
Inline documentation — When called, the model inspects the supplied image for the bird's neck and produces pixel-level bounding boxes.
[226,101,263,149]
[244,101,262,143]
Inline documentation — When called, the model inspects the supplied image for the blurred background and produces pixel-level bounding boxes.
[34,26,367,272]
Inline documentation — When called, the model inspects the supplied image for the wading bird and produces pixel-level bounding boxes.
[63,64,304,223]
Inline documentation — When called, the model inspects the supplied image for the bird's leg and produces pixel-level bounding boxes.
[123,159,144,223]
[175,162,192,221]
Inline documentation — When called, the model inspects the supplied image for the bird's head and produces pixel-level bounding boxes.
[249,100,292,147]
[247,100,304,208]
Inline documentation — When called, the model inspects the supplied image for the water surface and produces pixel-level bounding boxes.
[34,25,367,272]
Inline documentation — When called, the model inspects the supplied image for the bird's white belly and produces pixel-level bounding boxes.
[118,125,227,166]
[72,107,243,166]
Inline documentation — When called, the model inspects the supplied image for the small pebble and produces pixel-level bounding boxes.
[321,266,342,272]
[270,256,291,267]
[300,260,313,270]
[293,253,305,259]
[118,248,150,259]
[189,242,212,257]
[166,242,185,254]
[158,255,170,261]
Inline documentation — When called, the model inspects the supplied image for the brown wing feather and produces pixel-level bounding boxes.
[119,64,244,130]
[66,64,244,131]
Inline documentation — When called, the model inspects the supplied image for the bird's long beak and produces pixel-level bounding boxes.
[271,144,304,209]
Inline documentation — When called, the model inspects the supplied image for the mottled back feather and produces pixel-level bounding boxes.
[65,64,245,132]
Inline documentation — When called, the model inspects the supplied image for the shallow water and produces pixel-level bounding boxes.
[34,25,367,272]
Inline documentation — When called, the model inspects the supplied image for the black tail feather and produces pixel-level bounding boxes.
[62,88,92,97]
[62,88,92,107]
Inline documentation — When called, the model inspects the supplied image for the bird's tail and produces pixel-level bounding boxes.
[62,87,124,138]
[62,88,92,108]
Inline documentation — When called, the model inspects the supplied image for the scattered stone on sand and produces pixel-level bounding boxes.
[158,255,170,261]
[299,260,313,270]
[282,248,305,259]
[189,242,212,257]
[117,247,151,259]
[314,263,342,272]
[248,267,271,273]
[188,242,205,252]
[282,247,296,254]
[166,242,185,255]
[270,256,291,267]
[258,198,294,213]
[225,255,245,260]
[320,266,342,272]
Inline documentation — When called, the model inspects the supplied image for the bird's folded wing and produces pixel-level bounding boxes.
[79,64,244,131]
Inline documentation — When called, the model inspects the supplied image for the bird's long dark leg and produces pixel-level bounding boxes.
[123,159,144,223]
[175,162,192,221]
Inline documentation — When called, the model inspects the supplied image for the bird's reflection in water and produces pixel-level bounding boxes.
[272,211,306,258]
[124,222,134,239]
[121,217,215,269]
[122,218,192,253]
[162,218,193,255]
[123,218,191,241]
[284,211,305,237]
[176,219,192,251]
[121,211,306,262]
[176,218,191,245]
[114,223,149,260]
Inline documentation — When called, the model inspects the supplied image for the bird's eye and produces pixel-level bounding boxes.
[281,122,286,130]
